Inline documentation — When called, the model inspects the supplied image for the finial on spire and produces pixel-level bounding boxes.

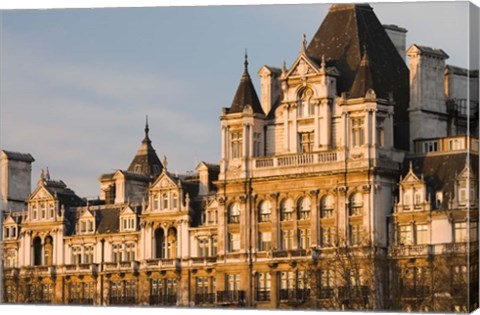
[145,115,150,136]
[40,169,45,180]
[301,33,307,52]
[409,161,413,172]
[45,167,50,180]
[244,49,249,71]
[142,115,151,144]
[281,60,287,76]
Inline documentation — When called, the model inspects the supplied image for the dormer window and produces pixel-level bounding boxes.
[423,141,438,153]
[153,193,159,210]
[49,203,55,218]
[41,203,46,219]
[162,193,169,210]
[414,190,422,207]
[3,226,16,240]
[435,191,443,209]
[32,204,37,220]
[79,218,95,234]
[121,216,136,232]
[172,193,178,209]
[403,191,411,208]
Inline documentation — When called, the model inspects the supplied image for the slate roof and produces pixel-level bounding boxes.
[40,179,85,208]
[228,56,264,115]
[1,150,35,162]
[403,152,478,209]
[349,52,374,99]
[305,3,410,150]
[127,120,163,177]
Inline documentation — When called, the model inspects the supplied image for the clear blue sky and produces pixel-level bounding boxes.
[0,1,475,198]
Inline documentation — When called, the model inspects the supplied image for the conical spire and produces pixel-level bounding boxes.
[349,50,375,98]
[127,118,163,177]
[228,52,264,115]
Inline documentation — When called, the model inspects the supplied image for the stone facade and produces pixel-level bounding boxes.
[1,3,478,312]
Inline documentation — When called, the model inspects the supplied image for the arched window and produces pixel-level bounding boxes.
[155,228,165,259]
[320,195,334,218]
[297,88,314,118]
[258,201,272,222]
[228,203,240,224]
[33,237,42,266]
[349,193,363,216]
[297,197,311,220]
[280,199,293,221]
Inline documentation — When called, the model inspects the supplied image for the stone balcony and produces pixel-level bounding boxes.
[190,256,217,266]
[62,263,98,275]
[20,265,56,277]
[143,258,181,270]
[388,245,433,257]
[104,260,139,272]
[250,147,404,178]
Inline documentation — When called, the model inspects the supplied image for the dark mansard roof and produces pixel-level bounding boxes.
[305,4,410,150]
[127,119,163,177]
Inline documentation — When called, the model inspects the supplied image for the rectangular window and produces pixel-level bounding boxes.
[256,272,271,301]
[197,238,208,257]
[298,229,311,250]
[349,224,362,246]
[258,231,271,251]
[470,222,478,242]
[253,132,262,157]
[226,274,240,292]
[299,132,314,153]
[435,191,443,209]
[376,119,385,147]
[72,246,82,264]
[423,141,438,153]
[228,233,240,252]
[41,203,46,219]
[49,204,54,218]
[351,118,365,147]
[231,131,243,159]
[112,243,123,263]
[399,225,412,245]
[81,221,86,234]
[84,245,94,264]
[153,194,159,210]
[321,227,335,247]
[414,191,422,206]
[281,230,294,250]
[416,224,428,245]
[455,222,467,242]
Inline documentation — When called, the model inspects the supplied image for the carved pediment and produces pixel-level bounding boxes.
[29,186,54,202]
[287,56,319,79]
[151,173,180,191]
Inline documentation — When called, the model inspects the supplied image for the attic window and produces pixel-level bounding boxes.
[423,141,438,153]
[79,218,95,235]
[435,191,443,209]
[121,216,136,232]
[135,164,142,173]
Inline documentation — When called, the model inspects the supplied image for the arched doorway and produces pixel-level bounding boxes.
[44,236,53,265]
[154,228,165,259]
[33,237,42,265]
[167,227,177,259]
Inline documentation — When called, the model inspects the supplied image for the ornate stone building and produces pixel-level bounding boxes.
[1,3,478,312]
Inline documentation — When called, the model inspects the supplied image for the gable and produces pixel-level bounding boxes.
[3,216,17,225]
[286,55,320,79]
[29,186,54,201]
[120,205,136,216]
[79,209,94,220]
[152,173,180,190]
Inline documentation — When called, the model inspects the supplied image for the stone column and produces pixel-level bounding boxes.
[270,193,279,250]
[314,101,320,149]
[292,105,298,153]
[284,104,290,152]
[310,190,319,247]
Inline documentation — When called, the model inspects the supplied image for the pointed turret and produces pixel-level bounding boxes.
[228,53,264,115]
[305,3,410,150]
[127,117,163,177]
